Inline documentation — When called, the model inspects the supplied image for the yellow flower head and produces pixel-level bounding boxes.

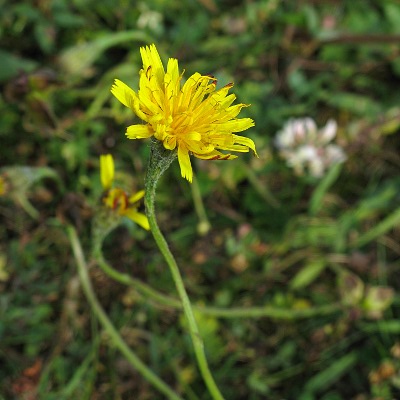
[99,154,149,230]
[111,44,257,182]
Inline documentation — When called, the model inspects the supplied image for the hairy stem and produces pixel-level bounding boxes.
[144,139,224,400]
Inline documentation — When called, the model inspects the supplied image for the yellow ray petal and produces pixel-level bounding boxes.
[180,73,212,111]
[185,140,214,154]
[233,134,258,156]
[111,79,137,110]
[140,44,165,89]
[219,93,237,109]
[167,58,179,81]
[163,135,177,150]
[100,154,114,190]
[222,103,248,120]
[123,209,150,230]
[216,118,255,133]
[129,190,145,204]
[194,150,237,160]
[126,124,153,139]
[139,70,164,111]
[185,131,202,141]
[178,143,193,183]
[216,144,250,153]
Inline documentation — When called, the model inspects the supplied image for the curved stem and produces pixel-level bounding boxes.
[67,225,183,400]
[144,140,224,400]
[197,303,341,319]
[92,243,182,309]
[92,251,342,319]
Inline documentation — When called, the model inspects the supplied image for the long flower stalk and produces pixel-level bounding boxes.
[67,224,183,400]
[144,140,224,400]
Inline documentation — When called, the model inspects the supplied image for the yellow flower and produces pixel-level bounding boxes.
[111,44,257,182]
[99,154,150,230]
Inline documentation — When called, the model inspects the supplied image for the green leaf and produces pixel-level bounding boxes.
[290,259,327,290]
[0,50,38,82]
[309,163,342,216]
[303,352,358,394]
[383,2,400,33]
[359,320,400,334]
[354,206,400,247]
[34,22,55,54]
[324,92,380,116]
[58,30,152,77]
[335,182,398,251]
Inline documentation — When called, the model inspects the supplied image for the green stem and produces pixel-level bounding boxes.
[241,160,280,209]
[198,303,341,319]
[93,243,182,309]
[15,194,39,219]
[191,175,211,236]
[144,140,224,400]
[67,225,183,400]
[92,251,342,319]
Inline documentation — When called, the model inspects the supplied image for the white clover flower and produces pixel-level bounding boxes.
[319,119,337,144]
[137,3,163,35]
[275,118,346,178]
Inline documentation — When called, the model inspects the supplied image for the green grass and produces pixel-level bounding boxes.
[1,0,400,399]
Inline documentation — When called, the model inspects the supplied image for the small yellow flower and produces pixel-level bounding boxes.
[111,44,257,182]
[99,154,149,230]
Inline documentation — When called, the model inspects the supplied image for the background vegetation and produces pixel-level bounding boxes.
[1,0,400,399]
